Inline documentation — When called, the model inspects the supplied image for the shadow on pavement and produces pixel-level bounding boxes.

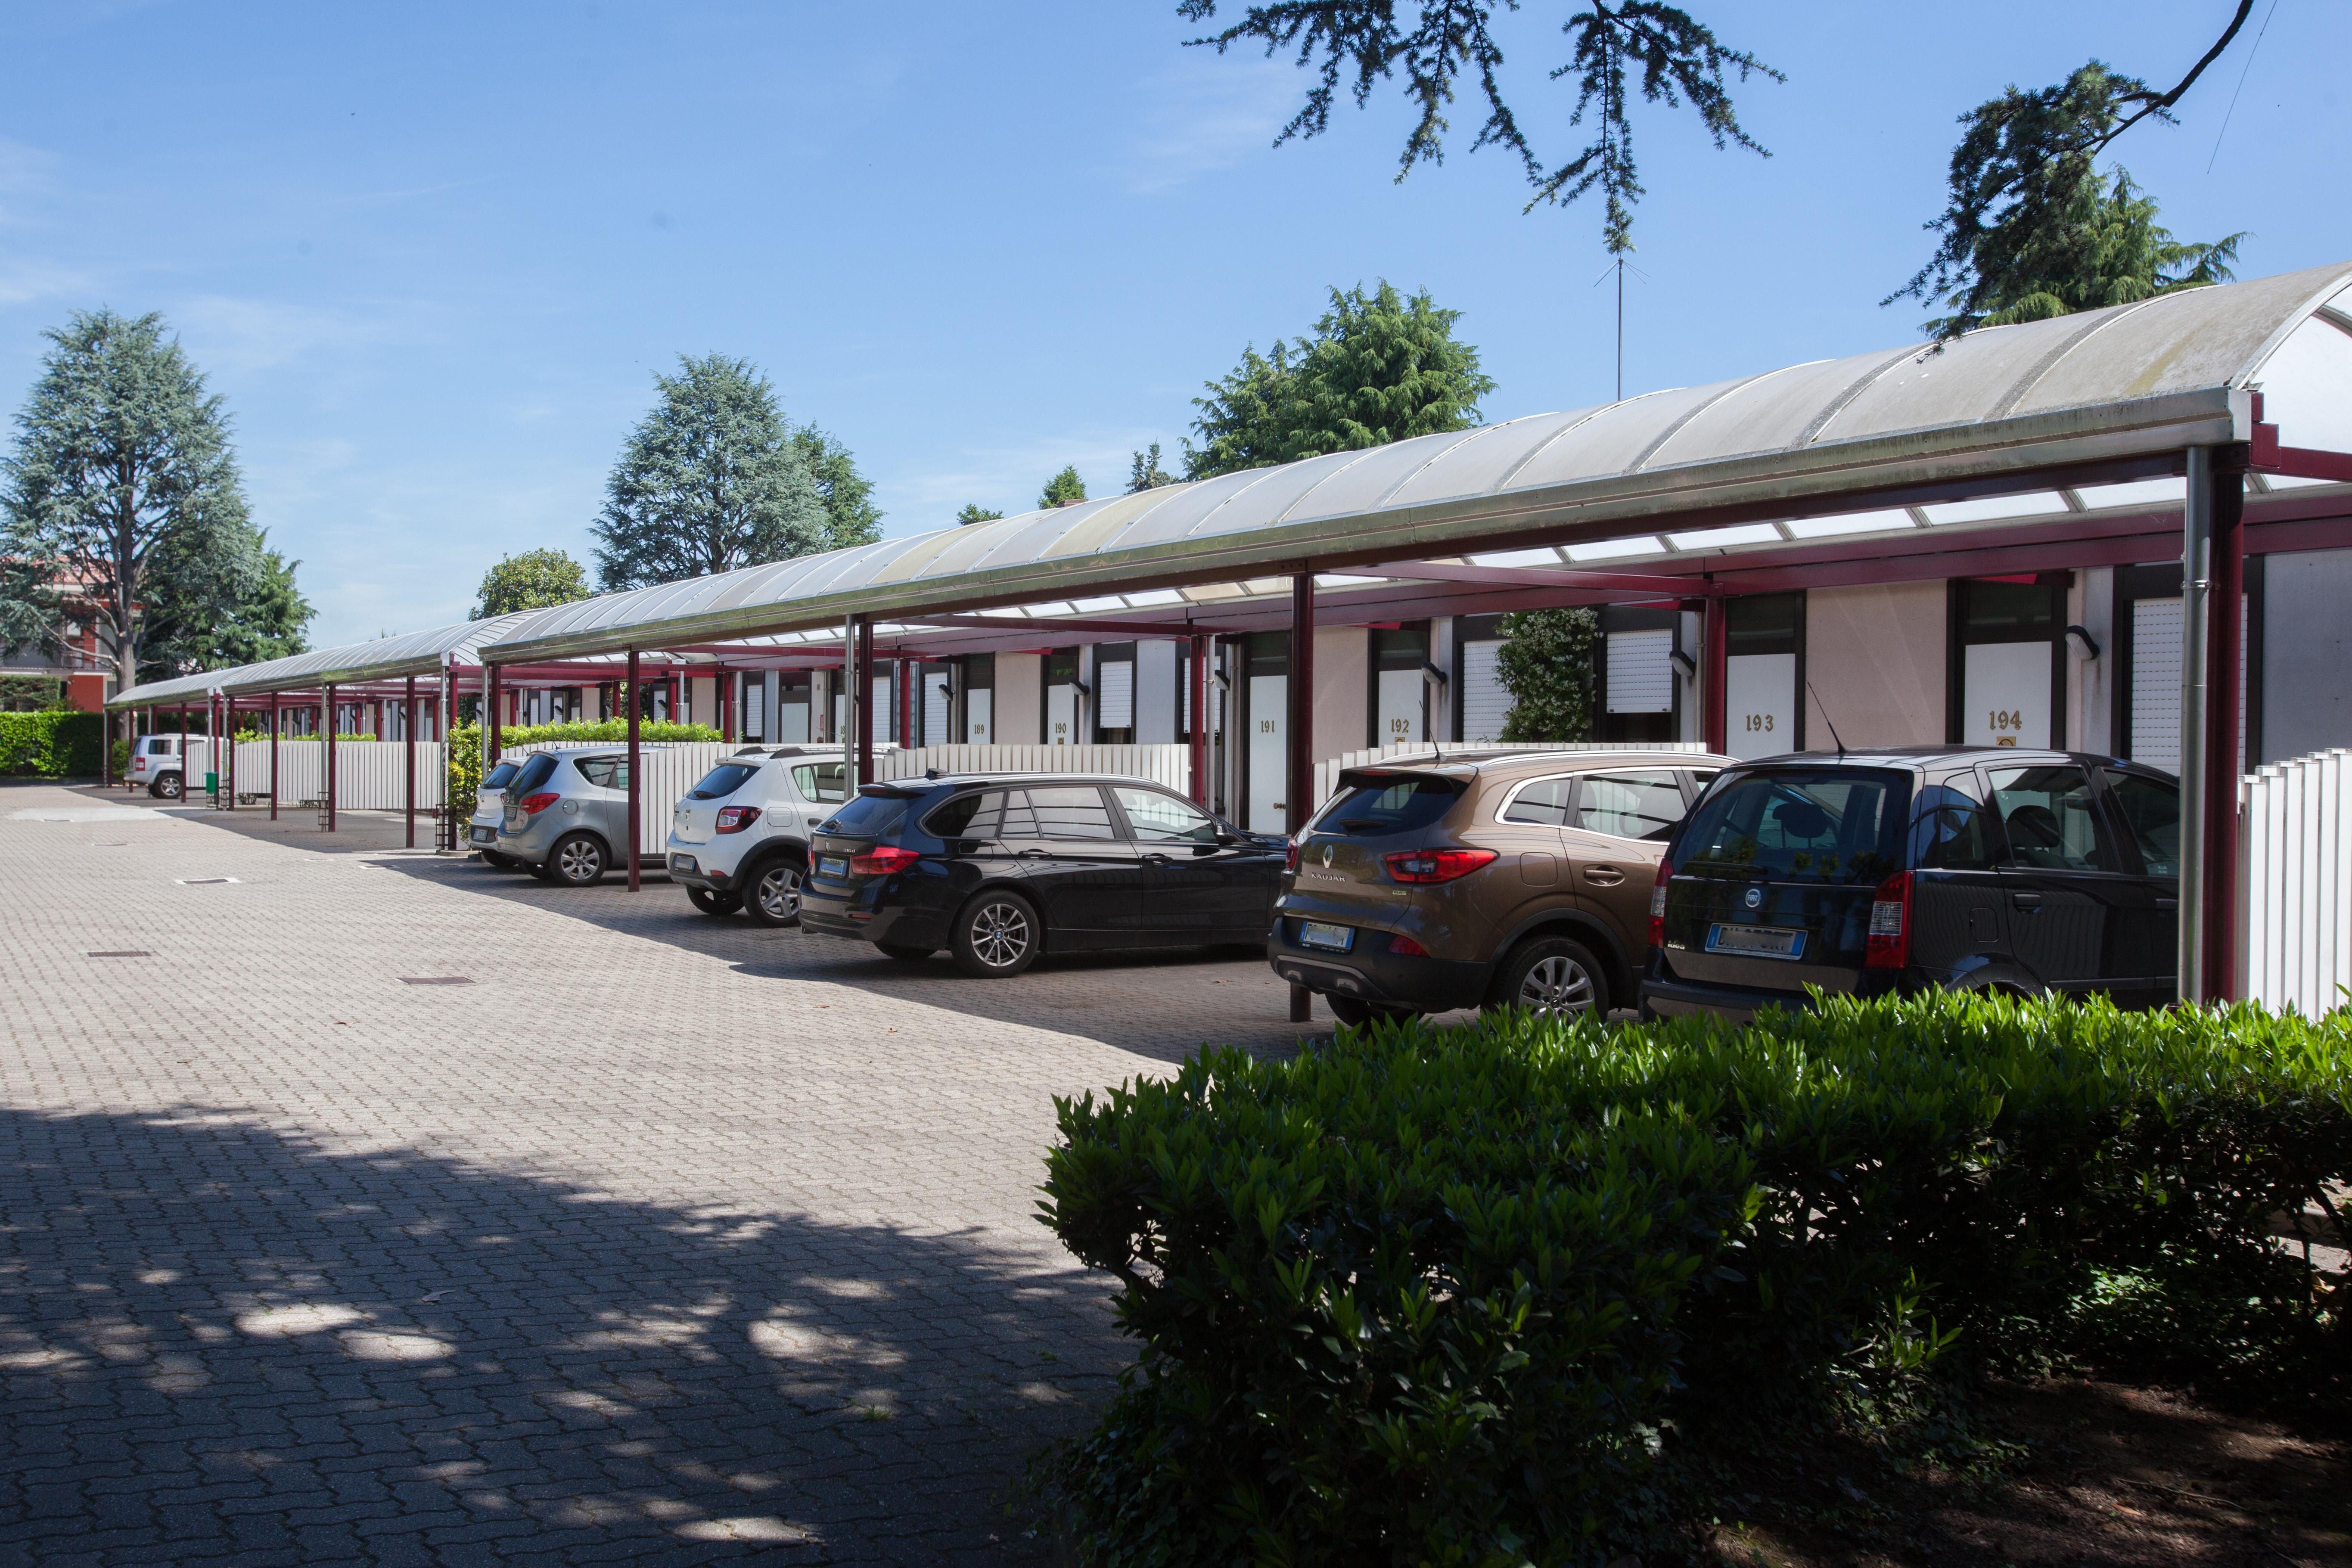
[0,1104,1124,1565]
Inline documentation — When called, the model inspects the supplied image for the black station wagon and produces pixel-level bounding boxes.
[1641,747,2181,1022]
[800,774,1287,977]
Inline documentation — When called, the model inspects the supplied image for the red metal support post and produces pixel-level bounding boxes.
[852,616,874,787]
[1702,590,1730,755]
[626,649,642,892]
[1189,633,1210,806]
[897,656,913,750]
[223,697,236,808]
[487,665,503,768]
[719,668,734,743]
[1286,571,1316,1025]
[2203,461,2246,999]
[179,705,189,804]
[404,674,417,850]
[269,696,279,820]
[324,682,339,832]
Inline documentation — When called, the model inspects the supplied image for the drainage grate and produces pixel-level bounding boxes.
[88,950,152,958]
[399,976,474,986]
[175,877,241,886]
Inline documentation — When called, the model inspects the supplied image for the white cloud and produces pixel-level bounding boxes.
[0,258,94,307]
[171,295,430,375]
[1112,56,1296,194]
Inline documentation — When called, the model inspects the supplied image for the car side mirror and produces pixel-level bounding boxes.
[1215,832,1240,846]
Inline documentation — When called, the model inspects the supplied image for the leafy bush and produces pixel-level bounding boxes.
[1039,991,2352,1566]
[0,711,104,776]
[443,718,722,803]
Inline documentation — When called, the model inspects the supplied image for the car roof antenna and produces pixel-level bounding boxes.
[1805,680,1847,760]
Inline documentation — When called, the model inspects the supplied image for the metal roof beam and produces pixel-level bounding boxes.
[1324,560,1716,595]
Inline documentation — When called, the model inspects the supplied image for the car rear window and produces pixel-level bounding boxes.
[925,789,996,838]
[689,762,760,800]
[826,788,917,838]
[483,761,520,790]
[573,756,627,789]
[510,754,557,793]
[1317,774,1461,835]
[792,762,847,803]
[1672,768,1906,885]
[1573,770,1687,841]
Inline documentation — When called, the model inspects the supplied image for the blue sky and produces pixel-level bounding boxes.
[1,1,2342,648]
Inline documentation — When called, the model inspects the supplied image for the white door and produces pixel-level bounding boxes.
[965,689,993,744]
[871,675,895,744]
[1046,683,1077,745]
[922,671,952,746]
[830,691,845,745]
[1459,640,1510,742]
[778,695,810,744]
[1375,668,1425,745]
[1725,652,1797,760]
[1962,641,2054,749]
[1247,674,1286,833]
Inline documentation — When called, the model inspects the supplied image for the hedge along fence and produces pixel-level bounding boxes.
[0,711,104,776]
[1039,990,2352,1567]
[443,720,722,809]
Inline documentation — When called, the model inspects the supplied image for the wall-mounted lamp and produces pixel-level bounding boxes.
[1421,661,1449,686]
[1669,649,1698,680]
[2064,624,2102,662]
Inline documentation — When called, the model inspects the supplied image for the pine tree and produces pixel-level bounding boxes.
[1039,466,1087,510]
[590,354,827,591]
[955,503,1005,526]
[789,425,883,549]
[1127,443,1179,493]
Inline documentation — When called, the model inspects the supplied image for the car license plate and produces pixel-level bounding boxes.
[1297,921,1354,953]
[1706,923,1806,960]
[818,854,848,879]
[470,827,495,844]
[668,853,696,873]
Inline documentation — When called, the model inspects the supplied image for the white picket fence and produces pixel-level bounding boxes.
[875,743,1190,792]
[1309,741,1713,810]
[2239,747,2350,1017]
[225,739,448,811]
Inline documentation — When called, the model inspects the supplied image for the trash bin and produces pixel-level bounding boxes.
[205,770,219,803]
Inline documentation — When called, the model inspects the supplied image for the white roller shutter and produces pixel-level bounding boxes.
[2130,598,2181,774]
[922,671,952,746]
[1098,658,1134,730]
[1460,640,1511,742]
[1605,628,1674,714]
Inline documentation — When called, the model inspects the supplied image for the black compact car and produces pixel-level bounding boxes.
[1641,748,2181,1022]
[801,774,1287,976]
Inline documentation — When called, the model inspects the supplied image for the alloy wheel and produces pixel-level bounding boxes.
[558,838,602,882]
[755,863,802,922]
[968,899,1032,969]
[1518,954,1596,1014]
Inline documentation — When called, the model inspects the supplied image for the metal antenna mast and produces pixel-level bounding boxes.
[1594,257,1647,402]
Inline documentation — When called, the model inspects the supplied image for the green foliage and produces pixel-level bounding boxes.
[590,354,828,592]
[1039,466,1088,511]
[788,424,884,550]
[0,710,104,776]
[1181,3,1779,254]
[954,503,1004,526]
[1494,606,1599,742]
[1126,444,1178,493]
[442,718,723,804]
[473,548,590,620]
[1186,281,1495,480]
[1973,166,2242,328]
[1891,6,2259,338]
[1038,990,2352,1565]
[0,676,66,712]
[0,308,270,688]
[185,538,314,670]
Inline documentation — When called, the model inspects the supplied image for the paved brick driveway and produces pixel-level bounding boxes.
[0,782,1330,1565]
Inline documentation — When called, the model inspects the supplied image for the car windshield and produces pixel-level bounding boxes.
[509,754,557,793]
[1314,775,1460,836]
[1672,767,1906,885]
[482,761,520,789]
[825,789,914,838]
[689,762,760,800]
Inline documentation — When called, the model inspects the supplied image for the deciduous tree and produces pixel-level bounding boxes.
[473,547,590,619]
[1495,607,1598,742]
[590,354,826,591]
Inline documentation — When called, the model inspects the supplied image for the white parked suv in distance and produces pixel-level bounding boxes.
[128,735,206,799]
[667,747,848,927]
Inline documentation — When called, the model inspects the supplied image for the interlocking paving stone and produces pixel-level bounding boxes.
[1,781,1336,1564]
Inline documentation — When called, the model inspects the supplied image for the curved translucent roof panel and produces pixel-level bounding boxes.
[488,262,2352,665]
[110,610,554,708]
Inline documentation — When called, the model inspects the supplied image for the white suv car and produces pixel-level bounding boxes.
[666,747,848,927]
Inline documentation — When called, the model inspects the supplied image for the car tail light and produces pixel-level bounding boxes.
[1382,848,1498,884]
[849,845,920,876]
[1386,932,1428,956]
[1285,839,1300,873]
[715,805,761,833]
[518,792,559,815]
[1649,857,1673,948]
[1865,872,1913,969]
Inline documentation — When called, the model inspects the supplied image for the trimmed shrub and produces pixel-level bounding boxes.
[0,711,105,776]
[1039,990,2352,1566]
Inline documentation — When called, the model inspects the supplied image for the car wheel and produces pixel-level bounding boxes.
[876,941,933,962]
[1486,936,1608,1019]
[951,891,1039,978]
[687,886,743,916]
[155,773,182,801]
[547,832,607,887]
[1326,995,1416,1030]
[743,857,805,928]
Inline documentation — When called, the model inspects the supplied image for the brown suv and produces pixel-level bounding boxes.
[1267,749,1731,1026]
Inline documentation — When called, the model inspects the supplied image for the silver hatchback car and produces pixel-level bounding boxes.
[490,746,651,887]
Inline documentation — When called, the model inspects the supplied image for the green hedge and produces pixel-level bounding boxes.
[1039,991,2352,1566]
[0,711,105,777]
[443,719,724,803]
